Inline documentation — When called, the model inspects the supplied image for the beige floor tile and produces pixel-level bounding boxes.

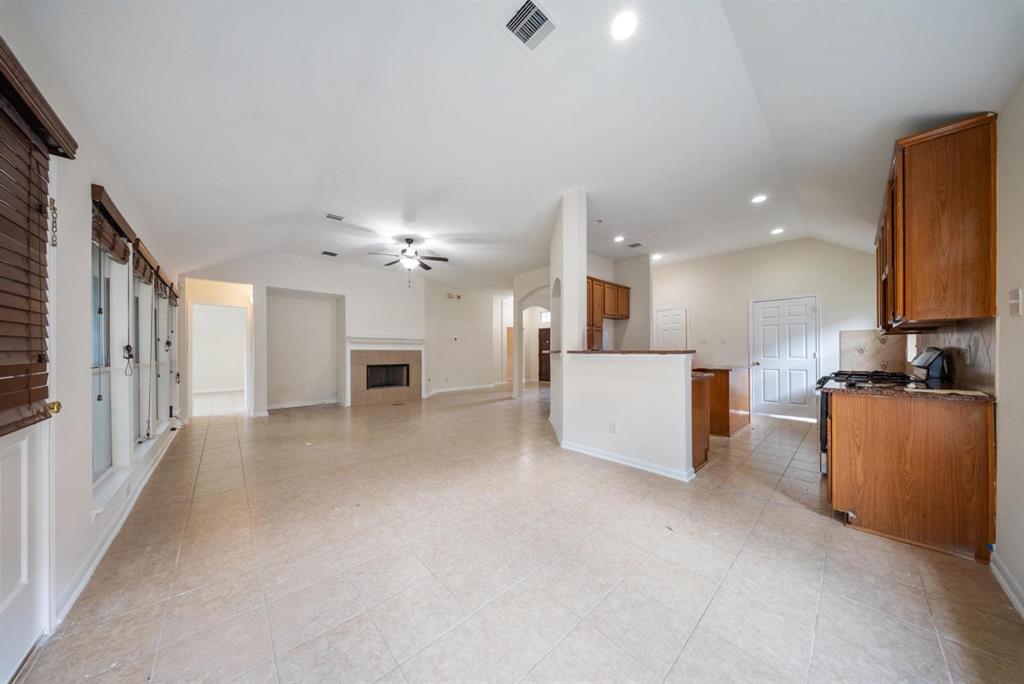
[589,584,698,677]
[25,602,164,683]
[369,576,467,662]
[699,588,814,680]
[525,622,660,683]
[277,613,395,684]
[162,569,265,645]
[814,593,947,682]
[230,659,279,683]
[268,572,365,653]
[621,554,717,621]
[152,606,273,683]
[822,557,933,628]
[259,542,346,602]
[941,637,1021,684]
[665,626,797,684]
[400,612,528,683]
[928,598,1024,666]
[348,547,432,607]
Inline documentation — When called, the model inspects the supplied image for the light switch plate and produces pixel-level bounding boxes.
[1010,287,1022,317]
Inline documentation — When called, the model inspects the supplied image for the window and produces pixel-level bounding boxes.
[540,310,551,325]
[131,278,142,442]
[91,244,113,480]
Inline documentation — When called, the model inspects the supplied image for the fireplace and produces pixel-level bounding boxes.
[366,363,409,389]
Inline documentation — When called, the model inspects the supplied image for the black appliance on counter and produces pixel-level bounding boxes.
[814,369,917,474]
[909,346,949,386]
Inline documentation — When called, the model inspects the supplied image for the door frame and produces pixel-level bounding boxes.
[747,294,821,421]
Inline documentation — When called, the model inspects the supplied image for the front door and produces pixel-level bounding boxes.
[538,328,551,382]
[751,296,818,419]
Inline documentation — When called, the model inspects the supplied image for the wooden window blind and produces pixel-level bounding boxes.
[0,102,51,436]
[0,34,76,438]
[133,239,157,284]
[91,208,129,263]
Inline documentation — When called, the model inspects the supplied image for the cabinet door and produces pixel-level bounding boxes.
[901,120,996,321]
[586,278,593,327]
[617,287,629,319]
[592,281,604,325]
[604,283,617,318]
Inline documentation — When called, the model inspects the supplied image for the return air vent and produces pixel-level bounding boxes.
[321,250,338,257]
[506,1,556,51]
[628,242,643,249]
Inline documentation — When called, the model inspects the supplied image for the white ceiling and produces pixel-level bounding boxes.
[25,1,1024,286]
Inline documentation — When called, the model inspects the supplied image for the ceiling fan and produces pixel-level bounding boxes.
[369,237,449,271]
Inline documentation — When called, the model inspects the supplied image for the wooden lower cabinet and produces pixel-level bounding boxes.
[694,367,750,436]
[828,391,995,562]
[691,373,711,472]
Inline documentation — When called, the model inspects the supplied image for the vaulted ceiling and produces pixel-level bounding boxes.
[24,0,1024,286]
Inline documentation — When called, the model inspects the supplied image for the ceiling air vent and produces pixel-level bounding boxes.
[506,1,555,51]
[628,242,643,249]
[321,250,338,257]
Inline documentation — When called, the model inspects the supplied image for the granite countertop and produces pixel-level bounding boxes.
[693,371,714,379]
[566,350,697,355]
[694,365,750,371]
[819,380,994,402]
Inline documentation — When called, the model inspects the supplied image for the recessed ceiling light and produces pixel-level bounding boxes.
[771,227,785,235]
[610,11,638,41]
[751,194,768,204]
[613,235,625,243]
[651,253,662,261]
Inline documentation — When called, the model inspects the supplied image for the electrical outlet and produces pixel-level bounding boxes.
[608,420,616,434]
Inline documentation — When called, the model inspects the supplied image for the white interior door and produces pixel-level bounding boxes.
[655,307,686,350]
[751,296,818,419]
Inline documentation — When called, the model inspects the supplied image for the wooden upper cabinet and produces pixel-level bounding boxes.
[617,286,630,319]
[603,282,618,318]
[591,278,605,326]
[883,113,996,329]
[586,278,593,327]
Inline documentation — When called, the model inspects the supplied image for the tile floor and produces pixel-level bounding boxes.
[19,386,1022,683]
[192,390,246,417]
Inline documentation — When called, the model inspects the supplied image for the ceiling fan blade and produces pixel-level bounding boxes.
[420,256,449,262]
[418,261,432,271]
[384,260,400,266]
[368,252,400,257]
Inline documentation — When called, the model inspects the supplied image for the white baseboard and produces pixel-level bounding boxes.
[549,416,562,444]
[427,384,496,397]
[192,387,244,395]
[55,426,177,625]
[266,399,338,410]
[249,409,269,417]
[560,440,695,483]
[991,551,1024,621]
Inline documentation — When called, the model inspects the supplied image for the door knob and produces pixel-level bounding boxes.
[47,400,62,415]
[753,361,761,366]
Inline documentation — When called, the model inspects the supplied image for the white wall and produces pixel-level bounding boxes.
[563,353,694,481]
[1,0,181,625]
[191,305,247,393]
[653,238,874,376]
[994,75,1024,616]
[614,255,653,350]
[424,283,506,394]
[267,289,339,408]
[185,252,425,414]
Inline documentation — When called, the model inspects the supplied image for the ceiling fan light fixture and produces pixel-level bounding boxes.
[399,254,419,270]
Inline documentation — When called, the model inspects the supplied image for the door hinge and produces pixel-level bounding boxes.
[48,197,58,247]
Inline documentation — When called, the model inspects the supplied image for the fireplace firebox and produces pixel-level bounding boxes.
[366,363,410,389]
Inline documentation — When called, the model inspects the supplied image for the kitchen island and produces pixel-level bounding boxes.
[693,365,750,436]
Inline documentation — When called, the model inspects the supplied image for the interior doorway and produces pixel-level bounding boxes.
[522,306,551,385]
[750,295,819,420]
[190,303,248,416]
[538,327,551,382]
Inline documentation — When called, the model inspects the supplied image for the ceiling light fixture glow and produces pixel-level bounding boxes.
[610,11,638,41]
[613,235,625,243]
[771,227,785,235]
[751,194,768,204]
[651,253,662,261]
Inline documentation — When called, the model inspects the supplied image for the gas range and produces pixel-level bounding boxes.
[815,370,914,390]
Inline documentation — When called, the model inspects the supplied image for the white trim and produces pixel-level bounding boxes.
[549,415,562,444]
[427,384,496,397]
[346,336,425,346]
[249,409,269,418]
[991,552,1024,621]
[561,440,695,483]
[267,398,339,410]
[192,387,245,395]
[54,426,177,624]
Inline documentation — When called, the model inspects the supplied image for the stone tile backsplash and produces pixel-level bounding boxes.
[913,318,995,395]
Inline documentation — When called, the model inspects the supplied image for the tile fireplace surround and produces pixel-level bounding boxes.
[350,349,422,406]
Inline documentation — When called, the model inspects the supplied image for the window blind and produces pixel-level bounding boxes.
[91,208,129,263]
[0,34,75,438]
[0,102,51,435]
